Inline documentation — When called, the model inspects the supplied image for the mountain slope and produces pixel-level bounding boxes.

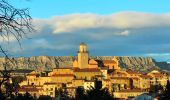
[0,56,169,72]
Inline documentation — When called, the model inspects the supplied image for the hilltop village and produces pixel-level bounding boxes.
[4,43,170,99]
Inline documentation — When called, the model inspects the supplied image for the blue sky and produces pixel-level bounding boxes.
[2,0,170,62]
[10,0,170,18]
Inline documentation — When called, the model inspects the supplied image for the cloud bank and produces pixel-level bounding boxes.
[2,12,170,62]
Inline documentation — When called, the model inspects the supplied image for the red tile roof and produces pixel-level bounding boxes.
[21,85,43,88]
[54,67,72,69]
[52,74,74,77]
[73,79,84,81]
[152,73,164,78]
[117,72,127,75]
[95,75,103,77]
[103,79,110,81]
[18,86,43,92]
[27,73,37,76]
[18,88,38,92]
[44,82,62,85]
[117,89,144,93]
[74,68,101,72]
[111,76,139,80]
[111,77,129,79]
[111,72,128,76]
[18,88,39,92]
[140,74,152,78]
[127,70,141,74]
[131,77,139,80]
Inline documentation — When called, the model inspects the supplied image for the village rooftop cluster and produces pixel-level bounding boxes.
[1,43,170,99]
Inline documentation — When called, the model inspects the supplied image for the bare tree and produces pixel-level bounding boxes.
[0,61,11,93]
[0,0,33,97]
[0,0,33,52]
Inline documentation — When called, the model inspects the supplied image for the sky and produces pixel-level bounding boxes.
[1,0,170,62]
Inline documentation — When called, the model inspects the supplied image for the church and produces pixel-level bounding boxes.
[73,42,120,70]
[72,42,120,80]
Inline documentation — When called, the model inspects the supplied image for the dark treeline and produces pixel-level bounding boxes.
[0,80,114,100]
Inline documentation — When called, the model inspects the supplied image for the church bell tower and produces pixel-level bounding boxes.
[78,42,89,69]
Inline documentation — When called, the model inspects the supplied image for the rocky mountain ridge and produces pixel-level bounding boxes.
[0,56,169,72]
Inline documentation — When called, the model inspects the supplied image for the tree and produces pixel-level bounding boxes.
[0,0,32,48]
[0,61,11,93]
[149,84,163,93]
[0,0,33,60]
[12,76,25,85]
[0,0,33,99]
[85,87,114,100]
[75,81,114,100]
[166,80,170,97]
[38,95,52,100]
[75,86,86,100]
[162,80,170,99]
[15,92,35,100]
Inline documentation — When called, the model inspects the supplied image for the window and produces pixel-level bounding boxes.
[50,92,53,95]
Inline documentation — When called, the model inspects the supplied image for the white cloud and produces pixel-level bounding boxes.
[33,12,170,35]
[119,30,130,36]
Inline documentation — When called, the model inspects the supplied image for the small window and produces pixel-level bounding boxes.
[50,92,53,95]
